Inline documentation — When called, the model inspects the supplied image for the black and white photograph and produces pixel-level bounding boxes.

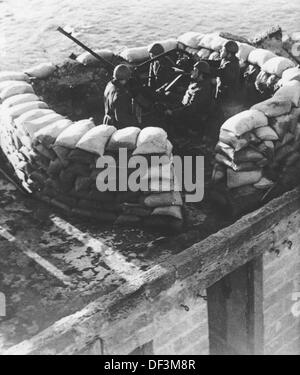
[0,0,299,358]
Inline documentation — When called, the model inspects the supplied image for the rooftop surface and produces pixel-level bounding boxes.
[0,172,230,351]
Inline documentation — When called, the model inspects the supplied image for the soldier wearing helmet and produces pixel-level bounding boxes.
[103,64,140,128]
[216,40,240,98]
[165,60,214,135]
[148,42,177,90]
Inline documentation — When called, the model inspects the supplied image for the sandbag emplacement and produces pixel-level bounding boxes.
[0,101,184,231]
[212,42,300,220]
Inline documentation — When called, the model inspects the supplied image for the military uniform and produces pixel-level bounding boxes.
[103,79,140,129]
[216,55,241,99]
[170,78,214,132]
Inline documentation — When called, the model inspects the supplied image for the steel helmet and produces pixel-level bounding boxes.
[194,61,210,75]
[148,43,165,56]
[113,64,132,81]
[224,40,239,54]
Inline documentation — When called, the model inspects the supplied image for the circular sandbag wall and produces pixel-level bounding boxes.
[1,30,300,231]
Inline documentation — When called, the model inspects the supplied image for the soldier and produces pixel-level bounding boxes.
[103,64,140,129]
[148,43,177,90]
[216,40,240,99]
[165,61,214,135]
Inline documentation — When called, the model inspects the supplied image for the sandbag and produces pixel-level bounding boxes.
[119,47,149,63]
[251,97,292,117]
[3,93,39,108]
[236,43,255,63]
[219,129,251,151]
[140,161,174,184]
[107,126,140,151]
[227,168,262,189]
[6,100,48,119]
[200,33,226,51]
[213,153,263,173]
[144,191,183,208]
[25,62,56,79]
[233,147,265,163]
[281,67,300,83]
[197,48,211,59]
[76,124,116,155]
[0,71,29,82]
[177,32,204,48]
[0,81,34,100]
[76,49,115,65]
[34,119,73,147]
[55,118,95,149]
[254,126,279,141]
[134,126,169,154]
[151,206,183,220]
[247,48,276,67]
[221,109,268,137]
[215,142,236,160]
[149,39,178,52]
[134,139,172,157]
[274,80,300,107]
[215,153,237,170]
[23,113,65,138]
[261,56,295,77]
[15,108,54,127]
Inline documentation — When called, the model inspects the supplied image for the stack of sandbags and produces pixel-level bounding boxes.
[0,83,184,231]
[212,109,276,216]
[212,70,300,216]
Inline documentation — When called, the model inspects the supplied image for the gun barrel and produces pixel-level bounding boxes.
[57,26,115,71]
